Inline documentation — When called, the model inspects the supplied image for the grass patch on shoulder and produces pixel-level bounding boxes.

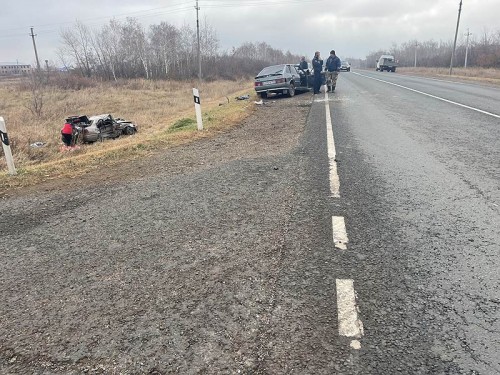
[169,118,197,132]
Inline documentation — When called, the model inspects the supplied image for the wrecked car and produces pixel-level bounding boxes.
[67,114,137,143]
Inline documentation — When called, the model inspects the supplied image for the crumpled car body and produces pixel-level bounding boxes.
[115,117,138,136]
[71,114,137,143]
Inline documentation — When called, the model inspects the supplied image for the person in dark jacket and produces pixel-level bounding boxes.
[325,50,342,92]
[312,51,323,94]
[299,56,308,71]
[298,56,310,86]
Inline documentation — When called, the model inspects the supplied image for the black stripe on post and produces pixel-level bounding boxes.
[194,96,201,105]
[0,130,9,146]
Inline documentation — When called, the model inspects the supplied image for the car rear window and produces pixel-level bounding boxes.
[258,65,285,76]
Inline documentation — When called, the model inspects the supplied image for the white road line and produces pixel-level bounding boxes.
[332,216,348,250]
[336,279,364,339]
[352,72,500,119]
[350,340,361,350]
[324,91,340,197]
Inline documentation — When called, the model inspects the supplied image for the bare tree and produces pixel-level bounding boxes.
[24,71,45,118]
[58,16,308,81]
[60,21,96,77]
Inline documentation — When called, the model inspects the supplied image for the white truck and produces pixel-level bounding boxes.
[376,55,398,72]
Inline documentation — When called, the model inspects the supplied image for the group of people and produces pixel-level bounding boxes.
[300,50,342,94]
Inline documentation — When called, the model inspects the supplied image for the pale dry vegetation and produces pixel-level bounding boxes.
[0,77,255,190]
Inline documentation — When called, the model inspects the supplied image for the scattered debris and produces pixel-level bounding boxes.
[254,100,264,105]
[30,142,46,148]
[236,94,250,100]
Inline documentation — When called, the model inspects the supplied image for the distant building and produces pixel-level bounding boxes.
[0,62,32,76]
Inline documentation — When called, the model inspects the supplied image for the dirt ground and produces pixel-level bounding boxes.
[0,91,316,374]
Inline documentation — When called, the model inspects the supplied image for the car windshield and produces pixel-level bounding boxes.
[256,65,285,77]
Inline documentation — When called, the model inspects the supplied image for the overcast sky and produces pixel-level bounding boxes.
[1,0,498,65]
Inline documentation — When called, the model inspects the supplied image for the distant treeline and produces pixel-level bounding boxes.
[58,18,301,81]
[360,29,500,69]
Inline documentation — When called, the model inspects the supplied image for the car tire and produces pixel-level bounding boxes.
[124,126,135,135]
[259,92,268,99]
[347,68,351,72]
[287,83,295,97]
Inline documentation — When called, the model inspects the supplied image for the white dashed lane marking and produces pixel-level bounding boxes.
[319,90,363,350]
[323,91,340,198]
[332,216,348,250]
[336,279,364,340]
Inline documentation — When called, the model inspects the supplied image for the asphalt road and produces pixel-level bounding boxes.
[322,70,500,374]
[1,71,499,374]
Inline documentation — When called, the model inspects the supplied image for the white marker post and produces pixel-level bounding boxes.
[193,88,203,130]
[0,116,16,175]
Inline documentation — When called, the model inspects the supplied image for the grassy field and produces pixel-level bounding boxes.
[397,67,500,86]
[0,77,255,191]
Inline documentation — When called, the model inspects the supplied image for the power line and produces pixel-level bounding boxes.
[449,0,463,75]
[203,0,328,5]
[196,0,202,82]
[464,28,472,68]
[30,27,41,70]
[0,0,327,36]
[0,2,192,35]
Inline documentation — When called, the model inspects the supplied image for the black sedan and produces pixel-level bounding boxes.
[254,64,312,98]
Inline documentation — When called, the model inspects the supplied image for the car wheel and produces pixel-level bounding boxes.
[287,83,295,97]
[259,92,268,99]
[124,126,135,135]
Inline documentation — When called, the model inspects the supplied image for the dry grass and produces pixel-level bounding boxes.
[0,78,256,191]
[397,67,500,86]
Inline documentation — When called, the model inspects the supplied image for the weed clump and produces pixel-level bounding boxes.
[169,118,196,132]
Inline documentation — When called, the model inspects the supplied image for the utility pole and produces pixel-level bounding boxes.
[449,0,463,75]
[195,0,202,83]
[30,27,41,70]
[464,28,472,68]
[414,41,418,68]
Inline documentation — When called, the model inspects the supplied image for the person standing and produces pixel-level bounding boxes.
[299,56,308,71]
[325,50,342,92]
[61,119,74,148]
[312,51,323,94]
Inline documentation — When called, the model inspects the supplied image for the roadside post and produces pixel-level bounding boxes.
[193,88,203,130]
[0,116,17,175]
